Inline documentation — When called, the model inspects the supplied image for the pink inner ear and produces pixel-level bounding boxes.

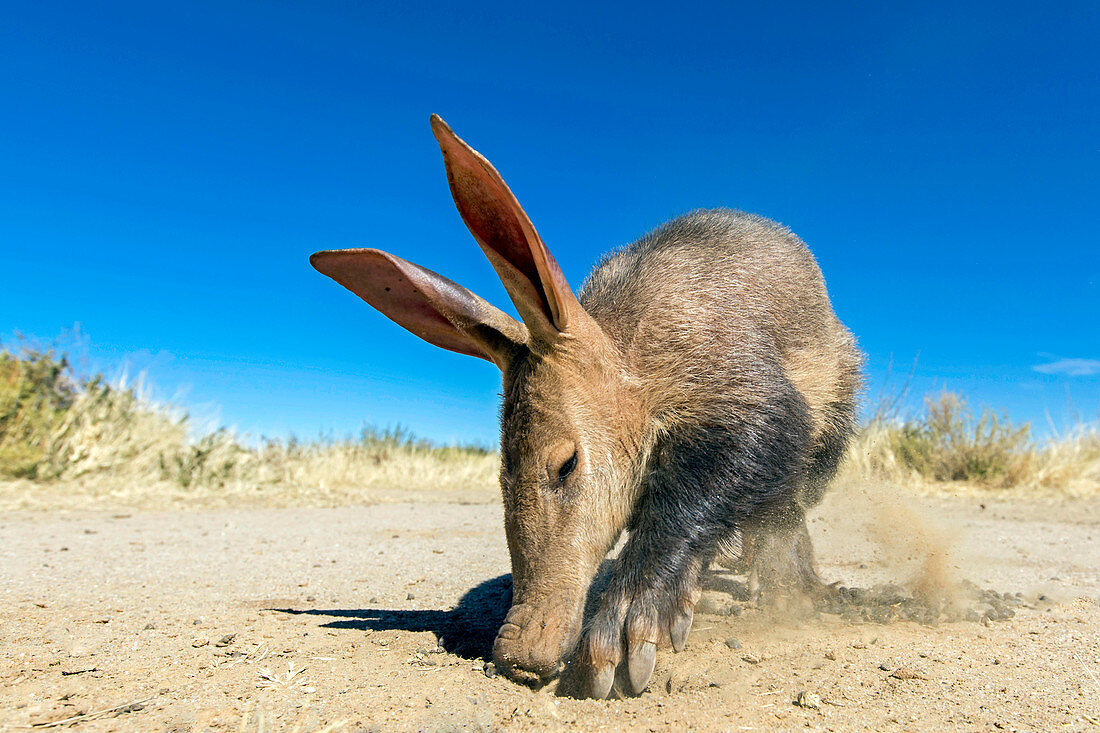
[447,159,547,305]
[311,249,493,361]
[431,116,574,332]
[360,263,459,341]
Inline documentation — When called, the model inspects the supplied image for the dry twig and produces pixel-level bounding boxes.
[24,695,157,729]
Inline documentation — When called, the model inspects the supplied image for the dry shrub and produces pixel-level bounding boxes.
[840,390,1098,496]
[890,391,1033,487]
[0,347,78,477]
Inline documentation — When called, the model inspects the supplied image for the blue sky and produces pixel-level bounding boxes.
[2,1,1097,445]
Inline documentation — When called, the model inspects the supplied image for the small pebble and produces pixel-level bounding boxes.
[794,690,822,710]
[741,654,761,665]
[724,637,742,650]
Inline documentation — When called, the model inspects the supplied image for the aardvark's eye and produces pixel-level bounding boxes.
[557,450,578,484]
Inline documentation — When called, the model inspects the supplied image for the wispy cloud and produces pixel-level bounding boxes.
[1033,358,1100,377]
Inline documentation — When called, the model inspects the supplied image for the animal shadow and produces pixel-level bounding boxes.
[271,574,513,661]
[270,563,764,697]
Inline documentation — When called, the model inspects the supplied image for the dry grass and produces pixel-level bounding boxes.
[1,344,1097,510]
[0,345,498,510]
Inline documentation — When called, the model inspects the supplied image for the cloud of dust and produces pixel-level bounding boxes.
[815,479,966,611]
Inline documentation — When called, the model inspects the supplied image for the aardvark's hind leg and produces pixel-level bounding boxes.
[743,510,832,610]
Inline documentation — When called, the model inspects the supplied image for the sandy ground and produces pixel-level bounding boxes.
[2,487,1099,732]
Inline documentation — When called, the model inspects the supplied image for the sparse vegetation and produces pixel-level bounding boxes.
[0,343,498,509]
[844,391,1034,488]
[1,343,1097,509]
[840,391,1100,497]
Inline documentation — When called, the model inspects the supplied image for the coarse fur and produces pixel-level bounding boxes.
[311,117,862,699]
[581,209,860,483]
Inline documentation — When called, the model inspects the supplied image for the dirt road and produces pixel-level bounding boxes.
[2,489,1098,731]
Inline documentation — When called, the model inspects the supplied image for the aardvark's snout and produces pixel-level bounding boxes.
[491,593,585,683]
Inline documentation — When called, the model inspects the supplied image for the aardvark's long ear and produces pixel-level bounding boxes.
[430,114,580,340]
[310,248,528,370]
